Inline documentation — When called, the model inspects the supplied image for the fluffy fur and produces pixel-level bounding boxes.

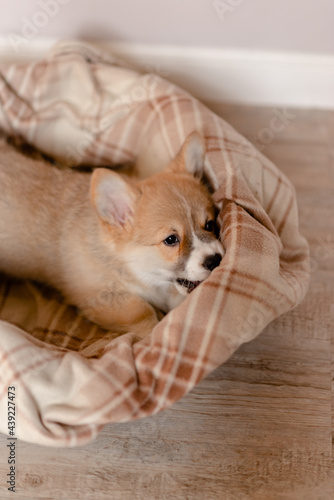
[0,133,224,338]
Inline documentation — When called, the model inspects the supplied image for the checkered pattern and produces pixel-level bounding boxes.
[0,41,309,447]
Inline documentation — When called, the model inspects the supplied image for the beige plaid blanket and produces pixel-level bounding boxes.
[0,41,309,447]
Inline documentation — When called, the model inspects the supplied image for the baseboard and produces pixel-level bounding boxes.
[1,37,333,109]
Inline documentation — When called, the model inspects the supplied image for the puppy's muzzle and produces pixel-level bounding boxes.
[203,253,222,271]
[177,253,222,294]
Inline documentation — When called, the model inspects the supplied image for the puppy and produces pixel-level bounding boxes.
[0,132,224,338]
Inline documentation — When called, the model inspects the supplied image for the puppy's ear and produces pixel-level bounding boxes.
[170,132,206,177]
[90,168,138,227]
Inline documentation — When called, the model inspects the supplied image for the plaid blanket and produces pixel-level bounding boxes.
[0,41,309,447]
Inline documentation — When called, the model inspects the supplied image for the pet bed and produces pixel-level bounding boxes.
[0,41,309,447]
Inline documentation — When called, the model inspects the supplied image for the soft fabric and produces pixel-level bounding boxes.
[0,41,309,447]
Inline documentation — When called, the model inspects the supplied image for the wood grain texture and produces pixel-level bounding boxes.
[0,104,333,500]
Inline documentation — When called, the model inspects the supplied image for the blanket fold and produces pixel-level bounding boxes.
[0,40,309,447]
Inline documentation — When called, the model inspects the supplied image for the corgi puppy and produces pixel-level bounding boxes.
[0,132,224,339]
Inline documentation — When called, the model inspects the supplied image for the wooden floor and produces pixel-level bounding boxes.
[1,104,333,500]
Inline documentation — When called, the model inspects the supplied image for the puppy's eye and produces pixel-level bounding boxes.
[204,220,215,232]
[164,235,179,246]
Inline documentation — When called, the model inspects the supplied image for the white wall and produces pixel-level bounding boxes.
[1,1,333,109]
[1,0,334,55]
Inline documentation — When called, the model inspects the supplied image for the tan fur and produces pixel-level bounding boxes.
[0,133,224,338]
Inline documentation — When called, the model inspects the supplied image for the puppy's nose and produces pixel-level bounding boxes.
[203,253,222,271]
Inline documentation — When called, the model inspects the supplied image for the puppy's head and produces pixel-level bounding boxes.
[90,132,224,307]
